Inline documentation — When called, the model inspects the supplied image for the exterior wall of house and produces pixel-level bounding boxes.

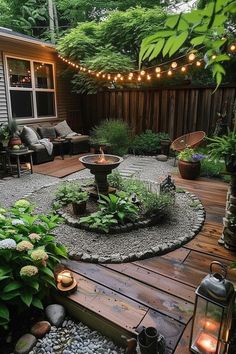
[0,51,8,123]
[0,37,79,126]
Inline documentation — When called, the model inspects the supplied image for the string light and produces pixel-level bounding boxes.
[155,67,161,73]
[138,76,141,81]
[107,74,111,80]
[117,73,121,78]
[156,73,161,78]
[167,70,172,76]
[181,66,186,72]
[129,72,134,77]
[196,61,201,67]
[140,70,145,76]
[230,44,236,52]
[171,62,178,69]
[188,53,196,61]
[147,74,151,80]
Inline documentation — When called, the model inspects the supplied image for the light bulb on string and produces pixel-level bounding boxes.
[188,53,196,61]
[230,44,236,52]
[107,74,111,80]
[138,76,141,81]
[167,70,172,76]
[120,76,124,81]
[171,62,178,69]
[196,61,201,67]
[117,73,121,78]
[129,72,133,78]
[140,70,145,76]
[147,74,151,80]
[114,77,117,81]
[102,74,106,78]
[128,76,132,80]
[155,67,161,73]
[88,70,91,73]
[156,73,161,78]
[181,66,186,72]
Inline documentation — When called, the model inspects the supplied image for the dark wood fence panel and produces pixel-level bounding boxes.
[71,86,236,139]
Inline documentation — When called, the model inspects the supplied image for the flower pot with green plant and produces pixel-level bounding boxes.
[55,182,89,215]
[207,131,236,173]
[71,191,89,215]
[0,123,10,149]
[7,119,22,148]
[178,148,205,180]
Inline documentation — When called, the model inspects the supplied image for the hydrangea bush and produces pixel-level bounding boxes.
[0,200,67,329]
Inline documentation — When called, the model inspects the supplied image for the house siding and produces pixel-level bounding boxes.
[0,37,79,126]
[0,51,8,123]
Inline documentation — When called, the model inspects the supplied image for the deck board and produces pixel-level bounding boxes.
[61,177,236,354]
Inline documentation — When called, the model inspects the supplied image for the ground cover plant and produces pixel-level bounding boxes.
[0,199,67,329]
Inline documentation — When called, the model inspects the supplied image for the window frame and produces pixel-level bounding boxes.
[4,54,57,121]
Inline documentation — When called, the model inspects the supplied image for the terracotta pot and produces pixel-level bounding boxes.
[8,136,22,147]
[72,201,87,215]
[178,160,201,180]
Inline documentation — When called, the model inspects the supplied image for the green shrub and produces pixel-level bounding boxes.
[200,157,225,178]
[55,182,88,205]
[108,171,124,190]
[0,200,67,329]
[79,212,118,233]
[99,193,139,222]
[131,130,169,155]
[90,119,131,156]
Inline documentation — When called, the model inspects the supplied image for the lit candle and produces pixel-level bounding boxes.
[195,332,217,354]
[57,271,73,287]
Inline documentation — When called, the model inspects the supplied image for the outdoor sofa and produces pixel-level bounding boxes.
[20,121,89,164]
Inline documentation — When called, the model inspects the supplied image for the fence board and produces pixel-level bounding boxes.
[75,86,236,137]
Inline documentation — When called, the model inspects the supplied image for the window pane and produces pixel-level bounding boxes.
[36,92,55,117]
[10,91,33,118]
[7,58,31,88]
[34,62,54,89]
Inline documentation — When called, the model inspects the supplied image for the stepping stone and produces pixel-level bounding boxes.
[31,321,51,338]
[15,333,37,354]
[156,154,168,162]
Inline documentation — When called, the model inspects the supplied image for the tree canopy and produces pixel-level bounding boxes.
[139,0,236,88]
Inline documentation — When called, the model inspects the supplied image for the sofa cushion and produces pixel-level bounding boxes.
[67,135,89,143]
[21,126,39,145]
[29,143,46,152]
[55,120,74,137]
[38,126,56,140]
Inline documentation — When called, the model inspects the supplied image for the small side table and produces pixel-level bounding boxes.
[52,139,67,159]
[8,149,34,178]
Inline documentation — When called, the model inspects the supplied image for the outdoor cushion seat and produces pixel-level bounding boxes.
[67,135,90,154]
[29,143,54,164]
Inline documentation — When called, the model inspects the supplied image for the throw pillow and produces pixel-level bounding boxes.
[38,126,57,140]
[55,120,74,137]
[20,126,39,145]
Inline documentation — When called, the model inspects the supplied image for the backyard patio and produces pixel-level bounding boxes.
[0,0,236,353]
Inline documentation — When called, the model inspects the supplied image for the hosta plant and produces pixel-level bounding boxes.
[0,200,67,329]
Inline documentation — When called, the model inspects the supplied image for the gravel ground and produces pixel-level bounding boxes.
[0,156,204,262]
[31,318,124,354]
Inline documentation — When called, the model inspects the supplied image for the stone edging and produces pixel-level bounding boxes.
[23,180,205,264]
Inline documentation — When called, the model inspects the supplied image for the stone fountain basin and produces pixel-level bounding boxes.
[79,154,123,172]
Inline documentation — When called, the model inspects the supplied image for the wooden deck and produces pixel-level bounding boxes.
[59,176,236,353]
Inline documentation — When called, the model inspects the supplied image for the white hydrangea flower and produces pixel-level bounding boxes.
[0,238,17,249]
[12,219,25,226]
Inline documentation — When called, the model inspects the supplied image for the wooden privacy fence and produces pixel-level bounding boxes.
[72,86,236,139]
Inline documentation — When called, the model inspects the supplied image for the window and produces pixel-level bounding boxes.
[6,56,56,119]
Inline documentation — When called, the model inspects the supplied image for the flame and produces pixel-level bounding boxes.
[97,147,107,163]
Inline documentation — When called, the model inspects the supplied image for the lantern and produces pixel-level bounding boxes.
[190,261,235,354]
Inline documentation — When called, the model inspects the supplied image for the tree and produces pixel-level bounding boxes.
[139,0,236,88]
[57,6,167,93]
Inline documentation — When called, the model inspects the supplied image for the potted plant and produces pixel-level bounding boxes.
[0,123,10,149]
[207,131,236,173]
[159,132,171,156]
[7,119,22,148]
[71,191,89,215]
[178,148,205,180]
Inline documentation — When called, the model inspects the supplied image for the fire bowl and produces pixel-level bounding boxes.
[79,154,123,194]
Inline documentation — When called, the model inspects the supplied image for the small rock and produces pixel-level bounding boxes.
[45,304,66,327]
[15,334,37,354]
[31,321,51,338]
[156,154,168,162]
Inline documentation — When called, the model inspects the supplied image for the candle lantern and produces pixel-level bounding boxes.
[57,270,77,294]
[190,261,235,354]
